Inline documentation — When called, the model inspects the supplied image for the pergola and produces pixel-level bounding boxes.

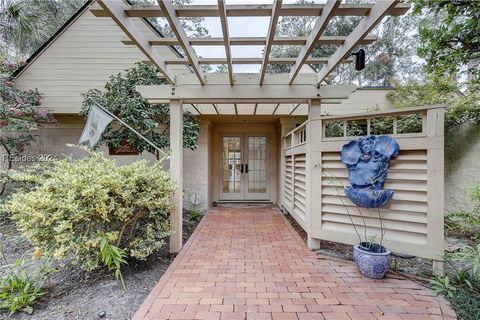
[92,0,410,252]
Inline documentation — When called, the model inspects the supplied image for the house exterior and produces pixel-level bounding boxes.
[13,1,395,210]
[12,0,475,274]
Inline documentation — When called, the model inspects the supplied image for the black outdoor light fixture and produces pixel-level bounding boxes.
[351,49,366,71]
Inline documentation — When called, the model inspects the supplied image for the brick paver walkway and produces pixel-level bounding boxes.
[133,206,456,320]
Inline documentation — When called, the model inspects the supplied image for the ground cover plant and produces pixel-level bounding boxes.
[432,183,480,320]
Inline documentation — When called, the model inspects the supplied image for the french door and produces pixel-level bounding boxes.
[219,134,269,201]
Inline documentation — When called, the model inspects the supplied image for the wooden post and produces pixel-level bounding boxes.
[426,107,445,276]
[170,99,183,253]
[306,99,322,250]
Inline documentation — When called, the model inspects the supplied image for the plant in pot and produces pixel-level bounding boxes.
[324,135,400,279]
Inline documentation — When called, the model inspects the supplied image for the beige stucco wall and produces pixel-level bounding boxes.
[10,115,212,211]
[445,123,480,212]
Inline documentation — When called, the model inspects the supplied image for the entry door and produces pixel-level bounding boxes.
[220,134,269,201]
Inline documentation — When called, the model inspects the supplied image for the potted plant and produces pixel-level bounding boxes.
[325,135,400,279]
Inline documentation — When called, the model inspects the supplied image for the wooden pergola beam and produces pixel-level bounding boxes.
[260,0,282,85]
[137,84,357,102]
[157,0,205,85]
[218,0,234,85]
[289,0,340,85]
[317,0,398,84]
[121,35,377,46]
[91,3,410,18]
[96,0,176,83]
[161,57,353,65]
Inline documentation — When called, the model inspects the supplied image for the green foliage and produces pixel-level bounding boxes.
[0,0,84,57]
[430,275,456,298]
[189,209,203,222]
[99,237,128,290]
[0,58,55,195]
[470,184,480,208]
[2,146,175,273]
[0,255,56,316]
[387,77,480,129]
[82,62,199,155]
[270,0,422,85]
[445,184,480,240]
[433,243,480,320]
[413,0,480,80]
[448,287,480,320]
[445,210,480,241]
[453,243,480,279]
[0,273,43,315]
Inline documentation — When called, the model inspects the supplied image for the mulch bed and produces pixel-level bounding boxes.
[0,211,202,320]
[283,210,434,278]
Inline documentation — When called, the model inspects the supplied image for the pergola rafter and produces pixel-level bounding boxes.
[93,0,410,87]
[96,0,176,83]
[121,35,377,46]
[91,3,409,18]
[259,0,282,85]
[288,0,340,84]
[157,0,205,84]
[217,0,234,85]
[317,0,399,84]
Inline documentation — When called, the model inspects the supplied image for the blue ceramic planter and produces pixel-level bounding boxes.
[353,243,391,279]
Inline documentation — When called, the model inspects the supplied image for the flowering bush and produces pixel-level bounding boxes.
[3,147,175,271]
[0,58,55,195]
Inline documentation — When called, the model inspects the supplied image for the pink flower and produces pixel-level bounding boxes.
[0,121,7,127]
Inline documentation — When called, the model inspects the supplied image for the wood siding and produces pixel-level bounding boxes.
[14,3,188,114]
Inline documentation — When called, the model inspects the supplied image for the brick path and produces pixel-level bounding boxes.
[133,206,456,320]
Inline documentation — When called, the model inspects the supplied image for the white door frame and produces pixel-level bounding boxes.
[218,133,270,201]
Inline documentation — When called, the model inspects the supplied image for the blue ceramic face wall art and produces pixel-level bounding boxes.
[340,135,400,208]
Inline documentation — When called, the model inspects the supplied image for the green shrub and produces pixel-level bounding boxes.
[189,209,203,222]
[445,210,480,241]
[2,147,175,272]
[449,287,480,320]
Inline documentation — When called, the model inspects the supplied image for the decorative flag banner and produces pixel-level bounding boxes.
[78,104,114,148]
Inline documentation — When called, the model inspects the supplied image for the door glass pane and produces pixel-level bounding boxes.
[222,137,241,193]
[248,136,267,193]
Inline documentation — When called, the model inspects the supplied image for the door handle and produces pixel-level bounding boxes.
[245,164,249,173]
[240,164,244,173]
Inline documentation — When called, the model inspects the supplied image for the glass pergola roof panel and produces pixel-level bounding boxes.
[193,45,226,59]
[291,104,308,116]
[231,45,264,59]
[255,104,276,115]
[217,104,236,115]
[227,17,270,38]
[196,104,218,114]
[225,0,273,4]
[236,104,256,115]
[180,17,223,38]
[184,104,200,115]
[232,64,260,73]
[274,104,297,115]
